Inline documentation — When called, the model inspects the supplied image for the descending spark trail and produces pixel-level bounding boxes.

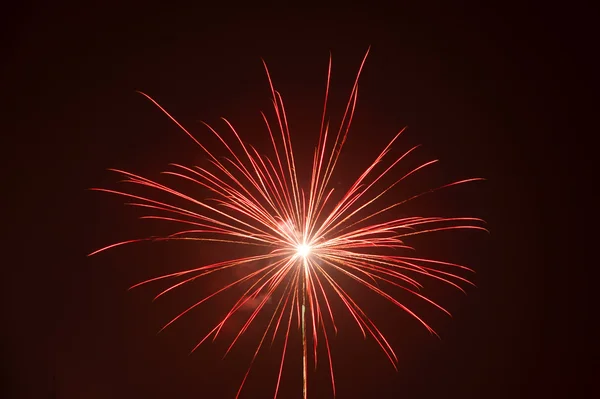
[90,48,486,398]
[302,290,307,399]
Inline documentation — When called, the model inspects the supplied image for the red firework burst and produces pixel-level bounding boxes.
[90,48,486,398]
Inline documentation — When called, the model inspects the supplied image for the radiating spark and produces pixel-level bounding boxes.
[90,48,486,398]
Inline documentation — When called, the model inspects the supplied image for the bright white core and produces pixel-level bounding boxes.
[296,243,311,258]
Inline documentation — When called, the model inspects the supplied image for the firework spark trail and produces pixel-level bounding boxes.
[90,48,486,398]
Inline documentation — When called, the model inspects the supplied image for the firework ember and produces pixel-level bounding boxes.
[90,48,486,398]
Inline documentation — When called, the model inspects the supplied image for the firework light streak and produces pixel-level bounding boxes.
[90,48,486,398]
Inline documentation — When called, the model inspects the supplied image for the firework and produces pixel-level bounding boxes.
[90,48,486,398]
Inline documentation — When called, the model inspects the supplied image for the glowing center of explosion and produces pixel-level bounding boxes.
[296,243,311,258]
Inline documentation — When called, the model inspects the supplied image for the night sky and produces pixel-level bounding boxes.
[4,3,586,399]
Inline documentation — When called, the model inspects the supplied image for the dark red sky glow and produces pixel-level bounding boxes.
[4,3,587,399]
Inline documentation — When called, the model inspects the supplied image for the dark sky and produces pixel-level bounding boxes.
[4,3,587,399]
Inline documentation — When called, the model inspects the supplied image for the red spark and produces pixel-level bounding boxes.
[90,48,486,398]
